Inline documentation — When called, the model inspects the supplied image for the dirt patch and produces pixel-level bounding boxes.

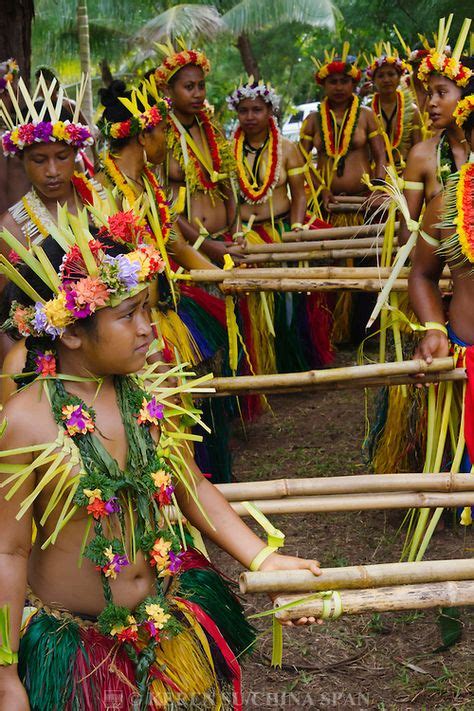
[208,348,474,711]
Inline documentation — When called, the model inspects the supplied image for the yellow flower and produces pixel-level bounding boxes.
[145,603,171,629]
[52,121,68,141]
[110,624,125,636]
[83,487,102,503]
[151,470,171,489]
[104,546,115,562]
[10,128,19,145]
[152,538,172,558]
[126,251,151,280]
[44,293,73,328]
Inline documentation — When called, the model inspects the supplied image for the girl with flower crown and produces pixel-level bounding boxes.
[155,45,241,267]
[397,17,472,247]
[299,50,386,218]
[227,80,333,376]
[0,220,321,710]
[401,92,474,556]
[365,48,422,173]
[96,79,235,483]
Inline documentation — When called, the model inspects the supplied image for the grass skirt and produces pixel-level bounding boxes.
[20,551,255,711]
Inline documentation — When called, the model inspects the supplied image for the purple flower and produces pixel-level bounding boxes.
[33,302,61,337]
[147,397,164,421]
[64,289,92,318]
[143,620,159,639]
[104,497,120,515]
[168,550,183,574]
[111,553,129,572]
[67,406,89,431]
[34,121,53,143]
[0,77,7,92]
[116,254,140,289]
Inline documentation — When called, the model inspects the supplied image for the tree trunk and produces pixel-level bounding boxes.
[236,32,260,80]
[77,0,93,125]
[0,0,34,85]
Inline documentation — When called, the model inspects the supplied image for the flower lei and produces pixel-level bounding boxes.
[102,154,172,244]
[319,95,360,160]
[372,90,405,150]
[99,99,171,141]
[167,111,234,196]
[155,49,210,87]
[454,95,474,128]
[315,61,361,85]
[366,55,411,80]
[418,52,472,88]
[49,375,183,647]
[2,119,93,157]
[455,163,474,263]
[233,116,281,204]
[0,58,19,93]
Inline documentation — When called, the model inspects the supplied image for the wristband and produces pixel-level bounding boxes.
[0,604,17,666]
[242,501,285,571]
[249,545,279,572]
[424,322,448,336]
[291,222,304,231]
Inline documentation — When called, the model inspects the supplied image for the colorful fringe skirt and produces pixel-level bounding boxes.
[20,551,255,711]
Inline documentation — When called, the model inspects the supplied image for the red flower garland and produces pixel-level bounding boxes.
[171,111,222,191]
[233,116,280,203]
[372,90,404,150]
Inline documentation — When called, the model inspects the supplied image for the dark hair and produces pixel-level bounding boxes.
[0,232,125,339]
[98,80,145,149]
[35,66,58,84]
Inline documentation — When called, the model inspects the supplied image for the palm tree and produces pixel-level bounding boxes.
[0,0,35,84]
[131,0,338,80]
[77,0,93,123]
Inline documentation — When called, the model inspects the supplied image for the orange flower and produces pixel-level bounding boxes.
[73,277,109,311]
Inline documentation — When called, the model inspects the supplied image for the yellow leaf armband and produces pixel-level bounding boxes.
[0,604,17,666]
[287,165,306,176]
[242,501,285,571]
[424,322,448,336]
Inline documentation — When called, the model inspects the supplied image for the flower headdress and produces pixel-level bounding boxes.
[453,94,474,127]
[99,76,171,141]
[226,76,280,112]
[312,42,361,85]
[365,42,411,80]
[417,15,472,88]
[0,58,19,93]
[154,37,210,88]
[393,25,450,66]
[0,73,93,156]
[0,205,164,339]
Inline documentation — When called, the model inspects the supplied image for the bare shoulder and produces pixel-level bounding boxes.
[2,381,57,448]
[303,112,318,133]
[408,136,437,160]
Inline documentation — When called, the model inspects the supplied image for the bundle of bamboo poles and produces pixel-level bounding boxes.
[240,561,474,619]
[282,221,398,242]
[166,470,474,520]
[202,357,464,397]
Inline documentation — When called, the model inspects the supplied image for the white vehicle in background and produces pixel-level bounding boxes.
[282,101,319,142]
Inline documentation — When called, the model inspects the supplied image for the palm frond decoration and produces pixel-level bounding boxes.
[132,4,226,48]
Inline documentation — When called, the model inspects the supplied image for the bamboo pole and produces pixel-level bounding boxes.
[242,247,392,263]
[282,222,398,242]
[220,278,451,294]
[327,203,365,213]
[243,236,389,253]
[188,266,452,284]
[203,357,455,394]
[229,491,474,516]
[205,368,466,397]
[215,472,474,501]
[328,195,367,205]
[273,581,474,620]
[239,558,474,595]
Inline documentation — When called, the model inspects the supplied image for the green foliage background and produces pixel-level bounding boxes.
[32,0,473,119]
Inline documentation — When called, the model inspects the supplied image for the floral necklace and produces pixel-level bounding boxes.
[319,95,360,177]
[372,90,405,150]
[102,154,172,244]
[166,110,234,197]
[9,172,105,244]
[438,160,474,266]
[233,116,282,204]
[49,374,183,647]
